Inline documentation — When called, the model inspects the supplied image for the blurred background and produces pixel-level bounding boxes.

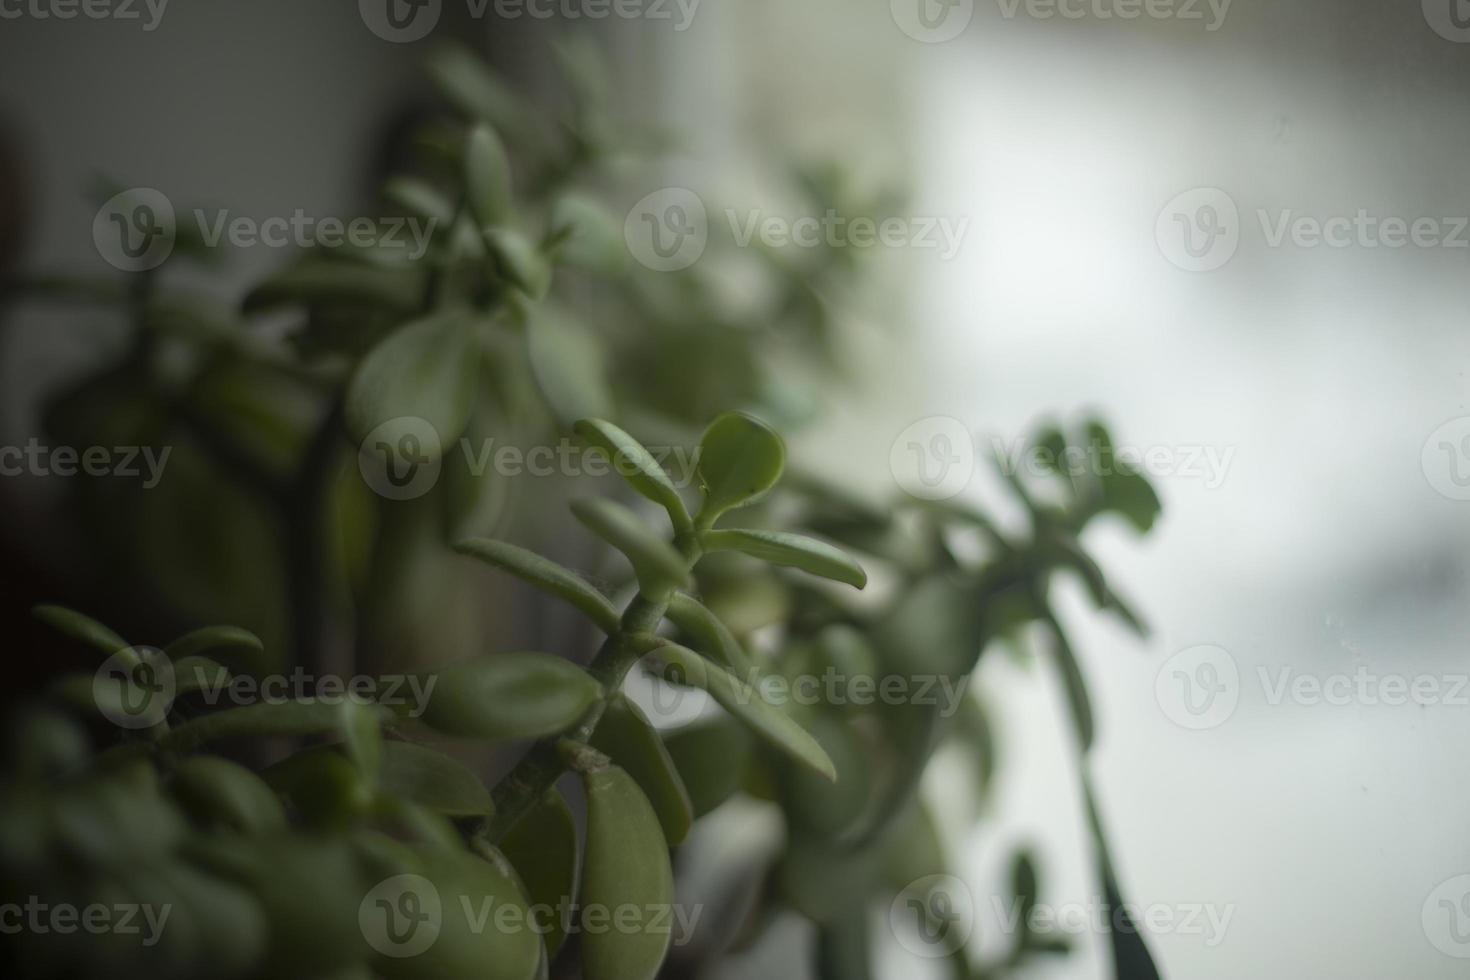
[3,1,1469,977]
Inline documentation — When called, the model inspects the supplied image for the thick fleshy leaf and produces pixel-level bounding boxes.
[645,644,835,781]
[382,175,456,226]
[781,713,870,837]
[466,124,513,230]
[591,695,693,845]
[242,262,422,315]
[345,310,479,458]
[417,652,601,740]
[575,418,691,531]
[340,699,383,782]
[664,592,752,673]
[663,715,751,817]
[454,538,620,633]
[570,498,687,594]
[33,605,128,658]
[526,304,611,424]
[159,700,391,751]
[378,740,494,817]
[695,412,785,518]
[485,228,550,298]
[500,790,578,957]
[163,626,263,666]
[425,43,521,128]
[550,193,627,275]
[171,656,232,696]
[702,529,866,589]
[170,756,287,835]
[579,765,674,980]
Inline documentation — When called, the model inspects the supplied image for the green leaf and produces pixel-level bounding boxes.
[664,592,753,673]
[646,644,835,781]
[591,695,693,845]
[160,700,389,751]
[262,746,373,828]
[378,740,495,817]
[485,227,550,298]
[454,538,621,633]
[500,790,578,958]
[33,605,128,658]
[425,43,521,129]
[465,124,513,230]
[571,498,688,594]
[171,656,233,696]
[663,715,751,817]
[574,418,692,531]
[550,193,627,276]
[695,412,786,519]
[242,261,423,315]
[526,304,612,424]
[340,699,383,783]
[703,529,866,589]
[170,756,287,835]
[345,310,479,459]
[163,626,263,666]
[417,652,601,740]
[579,765,674,980]
[382,175,456,226]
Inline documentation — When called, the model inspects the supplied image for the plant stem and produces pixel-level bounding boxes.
[481,535,702,843]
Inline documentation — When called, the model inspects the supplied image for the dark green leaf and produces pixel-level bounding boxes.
[345,310,479,458]
[575,418,692,532]
[378,740,494,816]
[703,529,866,589]
[591,695,693,845]
[465,124,513,229]
[417,652,601,740]
[570,498,688,594]
[646,644,835,781]
[33,605,128,658]
[695,412,786,519]
[454,538,621,633]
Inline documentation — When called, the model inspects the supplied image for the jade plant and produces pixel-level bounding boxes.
[1,38,1164,980]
